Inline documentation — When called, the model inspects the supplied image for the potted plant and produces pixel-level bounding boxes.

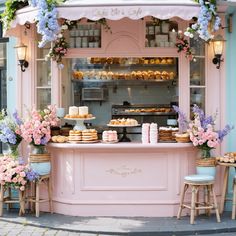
[174,104,233,177]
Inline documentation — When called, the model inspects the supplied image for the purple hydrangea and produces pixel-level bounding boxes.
[217,124,234,142]
[173,105,188,132]
[13,110,23,126]
[26,169,39,182]
[192,104,214,129]
[40,136,49,145]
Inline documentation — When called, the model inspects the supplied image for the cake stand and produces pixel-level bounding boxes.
[107,124,140,142]
[64,117,95,130]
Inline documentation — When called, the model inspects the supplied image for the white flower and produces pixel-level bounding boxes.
[178,30,182,34]
[61,25,68,30]
[189,33,194,38]
[57,33,63,38]
[184,31,190,37]
[58,64,64,70]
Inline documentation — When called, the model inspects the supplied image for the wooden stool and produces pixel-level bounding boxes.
[232,176,236,219]
[0,184,25,216]
[28,174,53,217]
[177,175,221,224]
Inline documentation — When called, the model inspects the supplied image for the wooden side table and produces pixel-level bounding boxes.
[218,162,236,214]
[0,185,25,216]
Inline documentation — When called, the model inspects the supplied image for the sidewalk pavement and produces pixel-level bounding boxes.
[0,210,236,236]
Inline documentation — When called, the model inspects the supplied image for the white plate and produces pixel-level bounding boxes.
[107,124,140,127]
[68,140,100,144]
[101,140,119,144]
[64,117,96,121]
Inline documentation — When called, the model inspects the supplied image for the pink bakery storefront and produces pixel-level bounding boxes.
[6,0,228,216]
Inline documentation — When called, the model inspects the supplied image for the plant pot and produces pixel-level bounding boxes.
[196,166,216,178]
[6,142,20,159]
[30,145,47,154]
[196,158,216,178]
[29,153,51,176]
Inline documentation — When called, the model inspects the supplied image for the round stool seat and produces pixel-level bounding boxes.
[184,174,214,183]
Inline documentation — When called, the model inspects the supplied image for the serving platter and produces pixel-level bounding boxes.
[67,140,100,144]
[107,124,140,127]
[101,140,119,144]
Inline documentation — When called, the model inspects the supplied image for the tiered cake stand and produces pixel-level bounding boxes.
[107,124,140,142]
[64,117,96,131]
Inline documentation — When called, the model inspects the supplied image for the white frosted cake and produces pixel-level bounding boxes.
[79,106,88,116]
[69,106,78,116]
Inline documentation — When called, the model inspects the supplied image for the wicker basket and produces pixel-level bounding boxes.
[175,136,190,143]
[196,158,216,167]
[29,153,51,163]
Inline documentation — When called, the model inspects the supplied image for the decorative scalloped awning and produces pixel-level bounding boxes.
[10,0,200,29]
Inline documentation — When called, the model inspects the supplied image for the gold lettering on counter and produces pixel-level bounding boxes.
[106,165,142,177]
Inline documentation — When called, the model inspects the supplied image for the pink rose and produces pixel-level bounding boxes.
[20,186,25,191]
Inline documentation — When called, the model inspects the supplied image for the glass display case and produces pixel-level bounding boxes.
[65,57,179,126]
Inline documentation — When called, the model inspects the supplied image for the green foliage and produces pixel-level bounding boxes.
[1,0,29,29]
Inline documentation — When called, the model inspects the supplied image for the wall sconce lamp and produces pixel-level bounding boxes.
[14,43,29,72]
[212,35,226,69]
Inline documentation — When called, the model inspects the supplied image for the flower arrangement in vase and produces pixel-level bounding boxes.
[173,104,233,168]
[0,110,23,159]
[19,105,59,154]
[0,155,39,191]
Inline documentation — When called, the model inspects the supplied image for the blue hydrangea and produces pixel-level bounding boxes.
[29,0,60,48]
[0,123,17,144]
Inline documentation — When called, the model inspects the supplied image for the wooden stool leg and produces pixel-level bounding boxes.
[220,166,229,214]
[177,183,188,219]
[205,185,211,217]
[48,177,53,214]
[0,185,4,216]
[190,186,197,224]
[196,187,200,216]
[6,187,11,211]
[232,180,236,220]
[29,182,35,213]
[19,190,25,216]
[35,182,40,217]
[211,185,221,223]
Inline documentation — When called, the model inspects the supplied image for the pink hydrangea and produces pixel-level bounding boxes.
[0,155,36,191]
[18,105,59,145]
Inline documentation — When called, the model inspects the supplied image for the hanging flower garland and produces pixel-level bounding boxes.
[176,31,195,61]
[45,19,77,69]
[184,0,221,41]
[30,0,65,48]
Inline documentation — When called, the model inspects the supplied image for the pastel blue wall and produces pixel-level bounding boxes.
[7,37,17,112]
[225,8,236,210]
[0,1,17,112]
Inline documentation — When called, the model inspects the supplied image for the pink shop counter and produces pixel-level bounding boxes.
[45,142,201,217]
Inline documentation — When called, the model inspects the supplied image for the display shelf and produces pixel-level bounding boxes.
[71,79,176,84]
[112,112,176,116]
